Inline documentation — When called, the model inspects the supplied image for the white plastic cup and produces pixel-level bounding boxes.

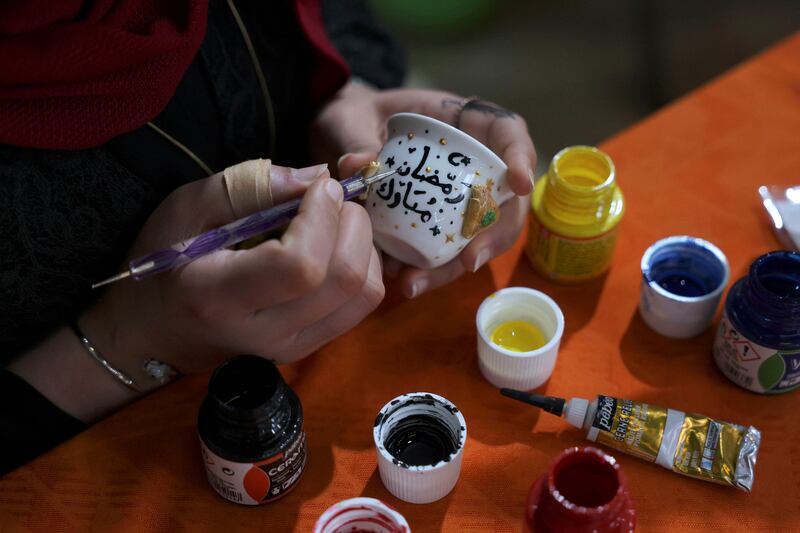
[639,236,730,338]
[313,497,410,533]
[476,287,564,390]
[373,392,466,504]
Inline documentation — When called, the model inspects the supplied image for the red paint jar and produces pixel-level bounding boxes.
[314,497,410,533]
[525,447,635,533]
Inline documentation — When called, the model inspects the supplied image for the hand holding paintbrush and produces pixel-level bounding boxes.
[94,161,395,288]
[50,161,387,418]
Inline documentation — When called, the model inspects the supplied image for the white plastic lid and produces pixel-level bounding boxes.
[565,397,590,429]
[475,287,565,390]
[373,392,467,504]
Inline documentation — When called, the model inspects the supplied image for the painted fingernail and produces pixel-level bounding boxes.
[324,178,343,204]
[292,163,328,184]
[410,277,428,298]
[472,248,491,272]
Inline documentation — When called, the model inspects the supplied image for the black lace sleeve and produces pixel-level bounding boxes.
[321,0,407,88]
[0,145,156,360]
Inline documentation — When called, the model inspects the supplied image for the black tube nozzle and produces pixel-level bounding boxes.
[500,388,566,416]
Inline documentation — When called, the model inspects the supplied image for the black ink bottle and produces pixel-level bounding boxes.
[198,355,306,505]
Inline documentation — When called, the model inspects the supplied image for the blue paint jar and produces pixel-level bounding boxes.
[639,236,729,338]
[713,251,800,394]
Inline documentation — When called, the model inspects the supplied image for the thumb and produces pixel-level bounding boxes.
[331,122,383,179]
[268,163,330,205]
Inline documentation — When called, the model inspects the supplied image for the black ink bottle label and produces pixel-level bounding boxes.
[201,432,306,505]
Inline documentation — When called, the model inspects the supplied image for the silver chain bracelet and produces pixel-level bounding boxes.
[69,322,177,392]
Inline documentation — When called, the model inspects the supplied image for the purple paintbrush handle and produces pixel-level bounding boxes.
[129,176,365,280]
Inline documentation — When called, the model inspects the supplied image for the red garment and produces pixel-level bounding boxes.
[0,0,349,150]
[293,0,351,110]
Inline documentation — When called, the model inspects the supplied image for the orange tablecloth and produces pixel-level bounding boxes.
[3,34,800,533]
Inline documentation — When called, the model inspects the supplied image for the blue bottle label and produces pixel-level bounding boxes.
[713,312,800,394]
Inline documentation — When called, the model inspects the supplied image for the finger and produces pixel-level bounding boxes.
[323,86,384,178]
[338,151,380,181]
[334,127,383,158]
[375,88,459,123]
[390,196,527,298]
[382,254,404,279]
[180,177,344,309]
[399,257,467,299]
[275,246,385,363]
[258,201,374,328]
[269,163,330,205]
[376,89,536,195]
[161,163,330,237]
[328,82,385,152]
[460,111,536,196]
[458,195,528,272]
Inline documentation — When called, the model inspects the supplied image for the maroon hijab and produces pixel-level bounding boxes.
[0,0,349,150]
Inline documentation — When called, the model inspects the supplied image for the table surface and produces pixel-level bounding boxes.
[3,34,800,533]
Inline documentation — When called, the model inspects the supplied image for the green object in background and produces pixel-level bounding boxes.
[369,0,500,38]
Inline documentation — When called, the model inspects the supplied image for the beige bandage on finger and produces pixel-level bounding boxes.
[223,158,273,218]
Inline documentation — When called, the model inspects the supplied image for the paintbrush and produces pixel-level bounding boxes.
[93,168,397,289]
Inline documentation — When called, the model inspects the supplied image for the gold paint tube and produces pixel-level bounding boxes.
[501,390,761,491]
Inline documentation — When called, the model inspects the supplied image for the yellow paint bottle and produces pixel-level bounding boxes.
[525,146,624,282]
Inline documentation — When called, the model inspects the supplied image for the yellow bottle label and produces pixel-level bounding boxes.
[525,213,620,282]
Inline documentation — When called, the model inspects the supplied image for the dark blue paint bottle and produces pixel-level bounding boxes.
[713,251,800,394]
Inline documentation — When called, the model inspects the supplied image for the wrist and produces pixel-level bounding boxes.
[80,302,176,396]
[7,325,141,423]
[6,295,178,424]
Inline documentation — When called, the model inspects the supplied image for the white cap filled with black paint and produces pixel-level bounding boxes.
[373,392,467,504]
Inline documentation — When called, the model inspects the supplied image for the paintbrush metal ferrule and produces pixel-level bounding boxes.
[363,168,397,186]
[343,168,396,196]
[91,270,132,289]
